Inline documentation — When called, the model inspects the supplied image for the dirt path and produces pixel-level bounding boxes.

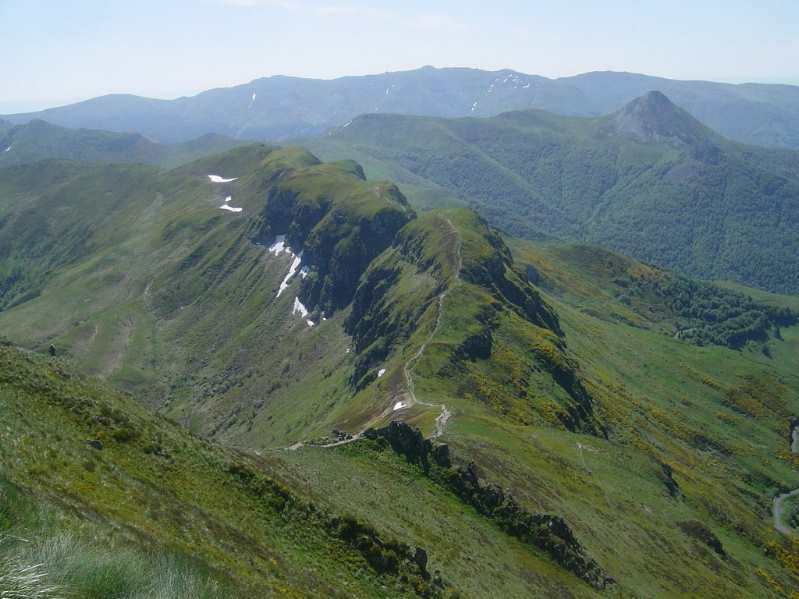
[398,216,462,438]
[773,425,799,535]
[279,216,463,451]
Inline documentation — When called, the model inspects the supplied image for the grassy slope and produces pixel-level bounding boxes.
[2,145,799,596]
[0,146,411,447]
[274,233,799,598]
[0,345,446,598]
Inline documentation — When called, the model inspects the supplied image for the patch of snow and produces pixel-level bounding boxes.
[208,174,237,183]
[3,144,11,153]
[268,235,287,255]
[377,368,386,378]
[342,120,353,128]
[522,83,530,89]
[219,204,243,213]
[293,297,315,327]
[299,265,310,279]
[293,297,309,318]
[471,101,478,112]
[251,92,256,101]
[345,347,351,354]
[224,195,232,203]
[393,401,407,411]
[277,252,302,297]
[385,87,390,95]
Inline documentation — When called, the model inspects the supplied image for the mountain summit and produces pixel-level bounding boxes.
[605,90,713,148]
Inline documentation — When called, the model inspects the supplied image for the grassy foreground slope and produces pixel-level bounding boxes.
[0,345,447,598]
[309,91,799,293]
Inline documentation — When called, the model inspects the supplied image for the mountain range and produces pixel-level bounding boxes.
[1,139,798,596]
[309,91,799,293]
[5,66,799,148]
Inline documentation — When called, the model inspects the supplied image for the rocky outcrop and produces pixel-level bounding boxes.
[364,421,451,471]
[460,221,561,336]
[363,421,613,590]
[253,161,414,316]
[345,261,422,387]
[677,520,726,558]
[658,462,680,498]
[447,462,613,590]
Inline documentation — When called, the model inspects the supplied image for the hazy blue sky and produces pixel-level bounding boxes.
[2,0,798,112]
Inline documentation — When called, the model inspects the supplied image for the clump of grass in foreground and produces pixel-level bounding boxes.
[0,533,224,599]
[0,544,61,599]
[0,475,224,599]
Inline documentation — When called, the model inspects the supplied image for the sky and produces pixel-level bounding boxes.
[2,0,799,112]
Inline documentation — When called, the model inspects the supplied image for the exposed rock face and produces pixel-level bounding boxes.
[461,222,562,335]
[345,263,413,387]
[454,329,493,361]
[606,91,721,161]
[413,547,429,572]
[254,162,414,316]
[678,520,726,558]
[658,462,681,498]
[363,421,613,590]
[364,421,451,471]
[446,462,613,590]
[531,342,605,437]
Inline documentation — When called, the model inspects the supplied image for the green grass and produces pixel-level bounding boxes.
[0,145,412,446]
[0,346,450,597]
[275,230,799,597]
[2,142,799,597]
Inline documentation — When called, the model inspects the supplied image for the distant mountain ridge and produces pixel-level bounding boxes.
[5,66,799,148]
[309,92,799,293]
[0,118,244,168]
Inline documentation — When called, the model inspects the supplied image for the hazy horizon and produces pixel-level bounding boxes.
[3,0,799,113]
[3,65,799,115]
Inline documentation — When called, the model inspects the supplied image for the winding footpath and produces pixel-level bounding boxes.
[773,425,799,535]
[286,216,462,450]
[396,216,462,438]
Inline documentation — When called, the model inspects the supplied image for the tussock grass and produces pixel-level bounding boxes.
[0,533,223,599]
